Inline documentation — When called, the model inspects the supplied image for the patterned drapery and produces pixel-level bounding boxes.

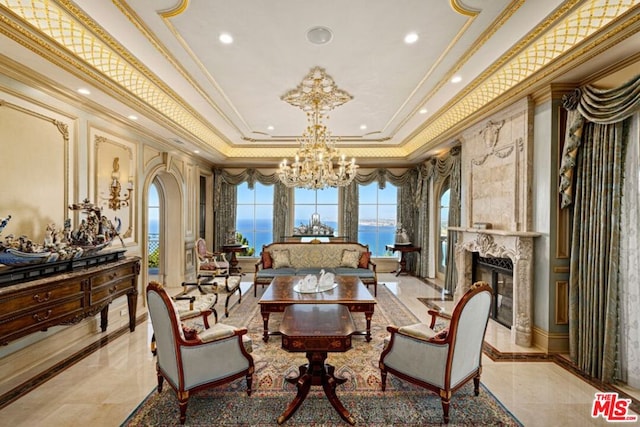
[568,120,627,382]
[213,168,283,251]
[213,164,466,280]
[619,115,640,387]
[559,74,640,208]
[561,74,639,382]
[354,168,420,272]
[414,148,461,291]
[340,181,359,242]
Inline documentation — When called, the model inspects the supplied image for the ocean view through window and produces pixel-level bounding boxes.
[359,183,397,256]
[236,182,273,254]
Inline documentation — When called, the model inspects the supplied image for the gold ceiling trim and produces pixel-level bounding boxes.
[395,0,525,136]
[226,145,408,159]
[112,0,242,140]
[404,0,639,152]
[450,0,480,17]
[158,4,252,135]
[0,0,232,156]
[158,0,189,19]
[386,8,479,134]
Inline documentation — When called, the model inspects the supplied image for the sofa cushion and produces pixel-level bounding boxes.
[340,249,360,268]
[256,268,296,278]
[334,267,375,278]
[295,267,336,276]
[262,251,272,269]
[358,251,371,268]
[272,249,292,268]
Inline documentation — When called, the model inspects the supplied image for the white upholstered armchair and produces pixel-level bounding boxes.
[146,281,254,425]
[379,282,492,424]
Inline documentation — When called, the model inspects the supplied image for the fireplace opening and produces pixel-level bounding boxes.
[472,253,513,329]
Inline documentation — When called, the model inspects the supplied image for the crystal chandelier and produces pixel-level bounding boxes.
[278,67,358,189]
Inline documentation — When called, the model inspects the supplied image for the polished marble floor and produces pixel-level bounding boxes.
[0,273,637,426]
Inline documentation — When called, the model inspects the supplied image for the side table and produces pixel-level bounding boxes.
[385,244,421,276]
[277,304,356,425]
[222,244,248,275]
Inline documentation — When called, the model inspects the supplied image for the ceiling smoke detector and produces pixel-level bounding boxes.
[306,26,333,45]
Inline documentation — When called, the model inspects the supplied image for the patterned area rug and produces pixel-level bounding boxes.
[123,283,521,426]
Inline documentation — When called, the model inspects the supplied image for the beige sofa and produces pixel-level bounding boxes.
[253,241,377,296]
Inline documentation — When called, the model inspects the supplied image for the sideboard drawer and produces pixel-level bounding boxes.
[90,276,135,306]
[90,264,136,287]
[0,297,84,344]
[0,282,84,319]
[0,257,140,345]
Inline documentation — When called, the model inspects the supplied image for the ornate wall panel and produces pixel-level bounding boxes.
[92,129,136,244]
[0,100,70,241]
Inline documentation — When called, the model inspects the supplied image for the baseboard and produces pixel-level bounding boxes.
[532,326,569,353]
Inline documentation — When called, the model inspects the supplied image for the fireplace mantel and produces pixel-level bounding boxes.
[449,226,541,347]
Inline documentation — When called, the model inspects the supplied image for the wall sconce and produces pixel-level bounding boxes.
[104,157,132,210]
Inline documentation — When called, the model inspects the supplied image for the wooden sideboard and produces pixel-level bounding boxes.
[0,256,140,345]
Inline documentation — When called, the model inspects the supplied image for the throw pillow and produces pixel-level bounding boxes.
[358,251,371,268]
[262,251,272,269]
[271,249,292,269]
[182,324,199,341]
[340,249,360,268]
[431,328,449,342]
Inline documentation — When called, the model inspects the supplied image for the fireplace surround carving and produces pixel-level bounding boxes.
[450,227,539,347]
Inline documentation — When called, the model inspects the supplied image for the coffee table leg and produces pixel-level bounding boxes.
[262,311,270,342]
[323,368,356,425]
[277,370,312,424]
[278,352,355,425]
[365,311,373,342]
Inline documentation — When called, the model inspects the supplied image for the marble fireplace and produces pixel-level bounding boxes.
[451,98,540,347]
[450,228,539,346]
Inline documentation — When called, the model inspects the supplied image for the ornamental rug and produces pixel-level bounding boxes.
[123,283,522,426]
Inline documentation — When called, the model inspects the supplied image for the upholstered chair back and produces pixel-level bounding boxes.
[448,287,492,388]
[147,283,182,389]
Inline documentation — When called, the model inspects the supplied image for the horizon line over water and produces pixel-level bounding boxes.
[148,219,397,256]
[236,218,396,256]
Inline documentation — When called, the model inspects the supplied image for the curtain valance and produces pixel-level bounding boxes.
[559,74,640,208]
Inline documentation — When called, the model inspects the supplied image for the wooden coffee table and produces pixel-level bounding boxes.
[258,275,376,342]
[277,304,356,425]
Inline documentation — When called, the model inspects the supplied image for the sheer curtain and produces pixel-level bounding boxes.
[619,113,640,387]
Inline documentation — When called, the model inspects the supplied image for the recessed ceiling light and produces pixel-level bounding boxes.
[419,108,428,114]
[193,150,200,154]
[219,33,233,44]
[451,75,462,83]
[128,114,138,120]
[360,124,367,130]
[307,26,333,45]
[77,88,91,95]
[267,125,274,131]
[404,32,419,44]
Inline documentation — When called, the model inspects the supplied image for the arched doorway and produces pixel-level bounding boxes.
[436,179,450,282]
[145,170,183,288]
[147,180,161,282]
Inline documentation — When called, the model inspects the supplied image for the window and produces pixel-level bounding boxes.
[438,180,450,274]
[148,181,160,270]
[358,183,397,256]
[236,182,274,255]
[293,187,339,234]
